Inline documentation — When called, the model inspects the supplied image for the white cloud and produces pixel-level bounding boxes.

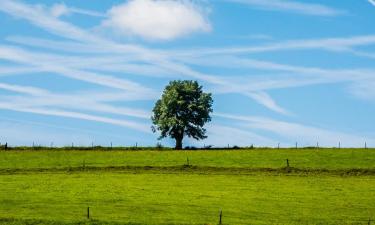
[103,0,211,41]
[226,0,343,16]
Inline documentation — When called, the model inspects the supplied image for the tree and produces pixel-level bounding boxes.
[151,80,213,149]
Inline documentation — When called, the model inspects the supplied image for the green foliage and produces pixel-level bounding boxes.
[151,80,213,149]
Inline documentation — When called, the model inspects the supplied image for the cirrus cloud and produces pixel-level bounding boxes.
[102,0,211,41]
[50,3,106,18]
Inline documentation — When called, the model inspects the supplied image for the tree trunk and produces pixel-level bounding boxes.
[175,136,183,150]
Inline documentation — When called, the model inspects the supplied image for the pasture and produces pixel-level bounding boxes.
[0,148,374,224]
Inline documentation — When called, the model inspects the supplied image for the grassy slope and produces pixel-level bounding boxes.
[0,149,374,225]
[0,172,374,225]
[0,149,374,169]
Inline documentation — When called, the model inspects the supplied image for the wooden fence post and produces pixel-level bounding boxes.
[87,207,90,219]
[219,210,222,225]
[286,159,289,167]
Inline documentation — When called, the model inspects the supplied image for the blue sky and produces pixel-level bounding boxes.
[0,0,375,147]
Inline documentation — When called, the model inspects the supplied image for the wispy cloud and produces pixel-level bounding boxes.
[0,82,48,96]
[0,120,93,146]
[195,124,276,147]
[0,0,286,113]
[225,0,344,16]
[348,81,375,101]
[0,0,374,147]
[0,82,151,119]
[0,45,156,96]
[50,3,106,18]
[10,31,375,111]
[177,53,375,103]
[234,34,273,41]
[0,0,101,43]
[0,0,373,114]
[0,101,150,133]
[368,0,375,7]
[215,113,374,147]
[245,92,290,115]
[173,35,375,57]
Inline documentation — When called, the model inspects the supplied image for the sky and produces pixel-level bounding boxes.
[0,0,375,148]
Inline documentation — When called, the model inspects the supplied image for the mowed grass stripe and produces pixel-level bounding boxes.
[1,149,374,170]
[0,172,374,225]
[1,165,375,176]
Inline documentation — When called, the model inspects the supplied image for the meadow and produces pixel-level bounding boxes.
[1,148,375,170]
[0,148,374,224]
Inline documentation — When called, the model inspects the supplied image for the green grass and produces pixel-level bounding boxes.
[0,149,374,224]
[1,172,374,225]
[0,148,374,170]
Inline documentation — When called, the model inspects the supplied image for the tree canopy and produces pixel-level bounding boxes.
[151,80,213,149]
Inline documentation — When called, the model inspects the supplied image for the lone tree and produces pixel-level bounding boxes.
[151,80,213,149]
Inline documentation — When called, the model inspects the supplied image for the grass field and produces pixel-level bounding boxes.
[1,148,374,169]
[0,148,374,224]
